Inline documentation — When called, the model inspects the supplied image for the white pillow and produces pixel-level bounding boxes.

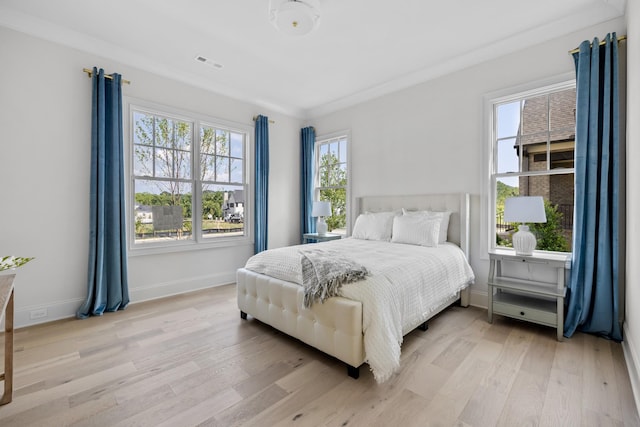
[402,208,451,244]
[352,211,395,241]
[391,215,440,247]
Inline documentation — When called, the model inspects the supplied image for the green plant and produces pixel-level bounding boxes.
[0,256,34,272]
[529,201,570,252]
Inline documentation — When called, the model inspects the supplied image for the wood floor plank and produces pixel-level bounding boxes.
[0,284,636,427]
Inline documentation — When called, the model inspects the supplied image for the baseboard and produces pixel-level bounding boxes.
[128,271,235,303]
[14,297,85,329]
[623,323,640,417]
[468,288,488,309]
[13,271,237,329]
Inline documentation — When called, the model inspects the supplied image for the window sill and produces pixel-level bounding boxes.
[129,236,252,257]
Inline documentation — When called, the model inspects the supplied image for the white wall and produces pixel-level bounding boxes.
[0,27,302,327]
[310,18,626,308]
[624,0,640,412]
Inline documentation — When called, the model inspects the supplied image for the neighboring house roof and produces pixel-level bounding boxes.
[228,190,245,205]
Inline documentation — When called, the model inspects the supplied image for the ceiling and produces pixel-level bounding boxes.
[0,0,626,118]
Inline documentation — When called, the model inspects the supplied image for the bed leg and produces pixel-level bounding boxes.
[347,365,360,379]
[240,311,247,320]
[459,287,470,307]
[418,322,428,331]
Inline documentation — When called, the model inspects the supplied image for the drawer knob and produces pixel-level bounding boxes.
[520,311,525,316]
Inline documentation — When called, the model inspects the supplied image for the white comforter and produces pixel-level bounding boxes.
[244,238,475,382]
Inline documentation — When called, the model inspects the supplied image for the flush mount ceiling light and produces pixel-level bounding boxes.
[269,0,321,36]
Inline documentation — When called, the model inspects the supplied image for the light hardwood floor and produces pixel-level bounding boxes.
[0,284,637,427]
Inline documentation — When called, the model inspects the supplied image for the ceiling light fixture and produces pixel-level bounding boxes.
[269,0,321,36]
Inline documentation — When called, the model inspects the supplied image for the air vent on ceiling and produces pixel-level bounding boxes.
[195,55,223,69]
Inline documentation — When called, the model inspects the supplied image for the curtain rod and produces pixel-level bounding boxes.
[83,68,131,85]
[568,35,626,55]
[253,116,275,124]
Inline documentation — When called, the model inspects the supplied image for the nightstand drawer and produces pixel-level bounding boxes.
[493,292,557,327]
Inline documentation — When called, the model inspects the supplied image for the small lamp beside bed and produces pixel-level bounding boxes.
[504,196,547,256]
[312,201,332,236]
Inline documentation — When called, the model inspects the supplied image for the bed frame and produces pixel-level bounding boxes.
[237,193,471,379]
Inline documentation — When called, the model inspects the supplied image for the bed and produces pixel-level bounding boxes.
[236,193,474,382]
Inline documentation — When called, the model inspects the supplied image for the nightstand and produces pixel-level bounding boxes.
[302,233,342,243]
[487,249,569,341]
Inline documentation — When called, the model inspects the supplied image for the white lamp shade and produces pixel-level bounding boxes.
[312,201,331,217]
[503,196,547,223]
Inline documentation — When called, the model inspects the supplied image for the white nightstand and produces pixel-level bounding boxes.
[302,233,342,243]
[487,249,569,341]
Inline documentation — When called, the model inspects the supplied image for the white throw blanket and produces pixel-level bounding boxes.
[244,238,475,382]
[299,248,368,308]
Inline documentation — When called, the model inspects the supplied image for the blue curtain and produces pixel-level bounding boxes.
[301,127,316,239]
[564,34,622,341]
[254,115,269,253]
[77,67,129,319]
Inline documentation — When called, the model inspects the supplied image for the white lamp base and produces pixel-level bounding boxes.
[512,224,536,256]
[317,217,327,236]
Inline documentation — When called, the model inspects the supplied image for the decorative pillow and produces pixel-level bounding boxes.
[391,215,440,247]
[402,208,451,244]
[352,211,395,241]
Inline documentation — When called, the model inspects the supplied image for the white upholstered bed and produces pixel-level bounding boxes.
[236,193,473,382]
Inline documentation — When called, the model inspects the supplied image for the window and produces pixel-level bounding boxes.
[490,82,575,253]
[129,102,249,250]
[315,133,349,235]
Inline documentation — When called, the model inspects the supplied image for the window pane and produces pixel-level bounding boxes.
[200,126,215,155]
[339,139,347,163]
[548,131,575,169]
[329,142,339,160]
[154,148,173,178]
[320,143,329,158]
[496,101,521,139]
[174,122,192,151]
[201,153,215,181]
[318,165,329,187]
[495,174,573,252]
[216,157,229,182]
[133,145,153,176]
[549,88,576,132]
[175,150,191,179]
[153,149,190,179]
[521,95,548,135]
[202,185,244,239]
[497,138,519,173]
[216,130,229,156]
[230,132,243,158]
[133,112,154,145]
[155,118,174,148]
[134,179,192,244]
[230,158,243,183]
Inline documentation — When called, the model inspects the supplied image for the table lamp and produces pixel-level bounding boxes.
[312,201,331,236]
[503,196,547,256]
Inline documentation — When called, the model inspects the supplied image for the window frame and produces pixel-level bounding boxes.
[125,98,252,255]
[483,76,576,257]
[314,131,351,236]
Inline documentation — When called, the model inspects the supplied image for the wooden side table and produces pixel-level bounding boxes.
[0,274,15,405]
